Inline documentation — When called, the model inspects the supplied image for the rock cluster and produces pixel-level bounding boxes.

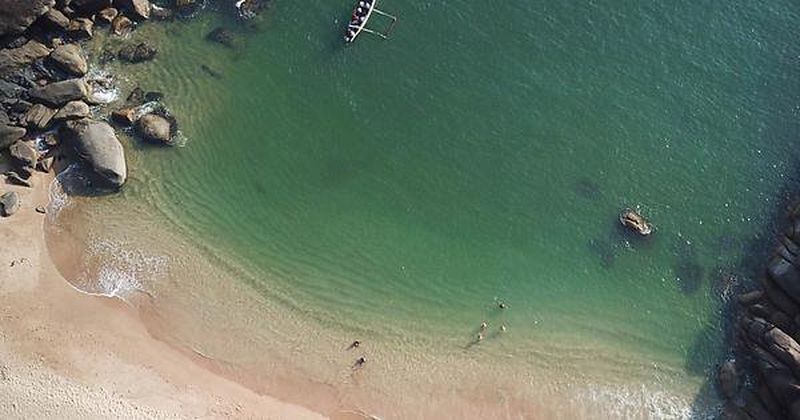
[721,206,800,419]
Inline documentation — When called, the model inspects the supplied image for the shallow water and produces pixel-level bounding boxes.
[49,0,800,417]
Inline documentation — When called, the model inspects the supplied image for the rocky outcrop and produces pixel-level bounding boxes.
[0,0,54,36]
[49,43,88,76]
[0,40,51,77]
[111,15,134,36]
[53,100,90,121]
[730,205,800,419]
[135,113,172,144]
[60,119,127,189]
[28,79,89,107]
[68,17,94,39]
[96,8,119,25]
[118,42,157,63]
[0,192,20,217]
[40,8,70,31]
[620,208,653,236]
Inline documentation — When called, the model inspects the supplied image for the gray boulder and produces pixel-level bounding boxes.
[0,0,54,36]
[28,79,89,107]
[768,255,800,305]
[0,192,19,217]
[50,44,88,77]
[23,103,57,130]
[0,124,26,150]
[135,113,171,144]
[53,100,90,121]
[61,119,127,189]
[9,141,38,167]
[118,42,157,63]
[0,40,51,77]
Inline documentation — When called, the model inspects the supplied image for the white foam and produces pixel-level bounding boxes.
[570,384,706,419]
[85,68,119,104]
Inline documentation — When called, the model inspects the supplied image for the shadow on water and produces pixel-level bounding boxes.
[686,161,800,418]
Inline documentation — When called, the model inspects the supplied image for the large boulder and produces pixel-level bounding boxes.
[40,8,70,31]
[135,113,172,144]
[111,15,134,36]
[718,360,740,399]
[96,8,119,24]
[28,79,89,107]
[50,43,88,76]
[768,255,800,304]
[9,141,38,167]
[0,0,54,36]
[23,103,56,130]
[53,100,90,121]
[61,119,127,189]
[118,42,157,63]
[119,0,150,21]
[68,17,94,39]
[0,40,51,77]
[0,192,19,217]
[0,124,26,150]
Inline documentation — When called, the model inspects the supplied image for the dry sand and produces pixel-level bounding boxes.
[0,172,327,419]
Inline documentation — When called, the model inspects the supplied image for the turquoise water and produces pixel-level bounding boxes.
[65,0,800,416]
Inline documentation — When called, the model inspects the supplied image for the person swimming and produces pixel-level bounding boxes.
[480,321,488,331]
[353,356,367,369]
[347,340,361,350]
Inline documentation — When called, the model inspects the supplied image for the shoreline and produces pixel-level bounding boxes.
[0,172,327,419]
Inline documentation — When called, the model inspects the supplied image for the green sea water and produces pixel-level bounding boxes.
[60,0,800,417]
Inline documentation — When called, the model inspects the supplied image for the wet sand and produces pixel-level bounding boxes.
[0,172,325,419]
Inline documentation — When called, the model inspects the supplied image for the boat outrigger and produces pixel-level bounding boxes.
[344,0,397,43]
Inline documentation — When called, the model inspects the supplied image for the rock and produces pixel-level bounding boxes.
[5,172,31,187]
[70,0,112,16]
[118,42,157,63]
[175,0,201,15]
[9,141,38,167]
[126,86,144,105]
[0,0,54,36]
[49,43,88,76]
[111,15,133,36]
[119,0,150,21]
[23,103,57,130]
[0,192,20,217]
[206,27,236,48]
[15,166,33,180]
[0,125,26,150]
[53,100,90,120]
[111,107,136,126]
[619,208,652,236]
[35,206,46,214]
[718,360,740,399]
[151,4,174,20]
[144,91,163,102]
[0,40,51,77]
[28,79,89,107]
[738,290,765,306]
[67,17,93,39]
[61,119,127,189]
[40,8,71,31]
[236,0,264,20]
[96,7,118,24]
[135,113,172,144]
[36,156,54,173]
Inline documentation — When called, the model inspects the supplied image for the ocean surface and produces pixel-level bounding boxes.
[47,1,800,418]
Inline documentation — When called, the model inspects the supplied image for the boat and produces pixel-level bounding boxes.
[343,0,397,43]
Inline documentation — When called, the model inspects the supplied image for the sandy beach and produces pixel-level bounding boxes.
[0,172,327,419]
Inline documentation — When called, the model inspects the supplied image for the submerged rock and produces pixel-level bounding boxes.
[118,42,157,63]
[718,360,740,399]
[61,119,127,189]
[619,208,652,236]
[206,27,236,48]
[49,43,88,76]
[0,192,20,217]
